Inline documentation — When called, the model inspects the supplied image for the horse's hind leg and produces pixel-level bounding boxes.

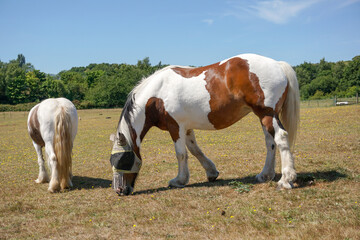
[33,142,49,184]
[273,117,296,189]
[185,130,219,182]
[257,115,296,189]
[256,126,276,182]
[169,129,190,188]
[45,143,60,192]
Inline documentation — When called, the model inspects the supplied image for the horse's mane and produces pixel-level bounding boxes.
[118,66,176,146]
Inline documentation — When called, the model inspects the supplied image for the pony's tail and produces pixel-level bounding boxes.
[278,61,300,151]
[54,106,73,190]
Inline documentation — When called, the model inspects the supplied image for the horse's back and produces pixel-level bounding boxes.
[28,98,78,144]
[135,54,290,130]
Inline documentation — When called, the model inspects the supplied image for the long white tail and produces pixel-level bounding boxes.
[278,61,300,150]
[54,106,73,190]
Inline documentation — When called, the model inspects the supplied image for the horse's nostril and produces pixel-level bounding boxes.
[116,186,125,196]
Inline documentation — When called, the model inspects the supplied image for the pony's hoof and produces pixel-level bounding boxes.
[35,177,49,184]
[207,171,219,182]
[48,181,60,193]
[68,180,73,188]
[48,187,58,193]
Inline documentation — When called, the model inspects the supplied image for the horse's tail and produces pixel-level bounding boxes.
[278,61,300,151]
[54,106,73,190]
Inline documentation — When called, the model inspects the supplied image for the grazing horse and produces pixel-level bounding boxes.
[110,53,300,195]
[27,98,78,192]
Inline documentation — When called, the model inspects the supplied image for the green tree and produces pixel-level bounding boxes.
[42,78,67,98]
[16,54,26,68]
[85,70,105,88]
[0,61,7,103]
[6,75,27,104]
[339,55,360,91]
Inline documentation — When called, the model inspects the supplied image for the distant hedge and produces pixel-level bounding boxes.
[0,102,38,112]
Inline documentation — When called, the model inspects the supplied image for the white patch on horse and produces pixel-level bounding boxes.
[161,70,214,130]
[128,67,215,137]
[241,54,287,109]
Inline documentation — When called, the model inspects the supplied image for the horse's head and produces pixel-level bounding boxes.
[109,132,141,196]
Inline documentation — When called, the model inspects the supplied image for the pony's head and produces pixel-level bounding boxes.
[109,131,141,195]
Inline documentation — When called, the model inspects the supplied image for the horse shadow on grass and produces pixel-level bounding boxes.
[71,176,111,190]
[134,170,348,195]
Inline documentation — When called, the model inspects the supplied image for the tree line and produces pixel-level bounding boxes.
[0,54,166,108]
[294,56,360,100]
[0,54,359,109]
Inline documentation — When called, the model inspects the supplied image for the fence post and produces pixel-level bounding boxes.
[334,95,337,106]
[357,92,359,104]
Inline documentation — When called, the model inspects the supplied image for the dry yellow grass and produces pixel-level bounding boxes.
[0,106,359,239]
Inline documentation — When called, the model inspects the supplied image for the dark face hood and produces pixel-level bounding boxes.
[110,143,142,173]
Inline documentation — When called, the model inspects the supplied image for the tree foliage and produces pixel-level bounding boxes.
[0,55,167,108]
[0,54,359,108]
[295,56,360,99]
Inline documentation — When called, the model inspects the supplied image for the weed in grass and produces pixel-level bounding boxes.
[228,181,253,193]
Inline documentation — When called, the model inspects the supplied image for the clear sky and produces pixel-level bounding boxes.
[1,0,359,74]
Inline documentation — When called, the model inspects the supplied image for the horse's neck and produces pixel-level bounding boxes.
[119,103,149,158]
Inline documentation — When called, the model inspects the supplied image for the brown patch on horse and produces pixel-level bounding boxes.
[141,97,180,142]
[28,105,45,147]
[275,84,289,113]
[173,58,270,129]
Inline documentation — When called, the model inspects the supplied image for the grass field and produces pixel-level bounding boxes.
[0,105,359,239]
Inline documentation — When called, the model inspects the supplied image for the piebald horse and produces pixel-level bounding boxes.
[28,98,78,192]
[110,53,300,195]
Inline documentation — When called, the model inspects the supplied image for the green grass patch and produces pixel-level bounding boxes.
[228,181,253,193]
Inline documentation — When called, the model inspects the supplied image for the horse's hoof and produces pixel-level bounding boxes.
[207,171,219,182]
[168,179,186,188]
[277,181,294,190]
[256,172,275,183]
[115,186,133,196]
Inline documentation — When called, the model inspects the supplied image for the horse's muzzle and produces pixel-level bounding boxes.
[112,172,133,196]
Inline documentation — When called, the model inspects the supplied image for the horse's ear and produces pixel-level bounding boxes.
[110,133,116,142]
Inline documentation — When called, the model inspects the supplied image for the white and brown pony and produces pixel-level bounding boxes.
[28,98,78,192]
[110,53,300,195]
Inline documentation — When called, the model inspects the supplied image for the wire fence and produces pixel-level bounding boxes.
[301,94,359,108]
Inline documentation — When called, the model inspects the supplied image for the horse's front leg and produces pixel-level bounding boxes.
[185,129,219,182]
[169,131,190,188]
[33,142,49,184]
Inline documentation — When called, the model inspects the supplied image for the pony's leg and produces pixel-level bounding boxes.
[256,126,276,182]
[169,130,190,188]
[185,130,219,182]
[68,145,73,188]
[33,142,49,183]
[44,143,60,192]
[272,118,296,189]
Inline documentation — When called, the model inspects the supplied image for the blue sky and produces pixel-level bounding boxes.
[1,0,359,74]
